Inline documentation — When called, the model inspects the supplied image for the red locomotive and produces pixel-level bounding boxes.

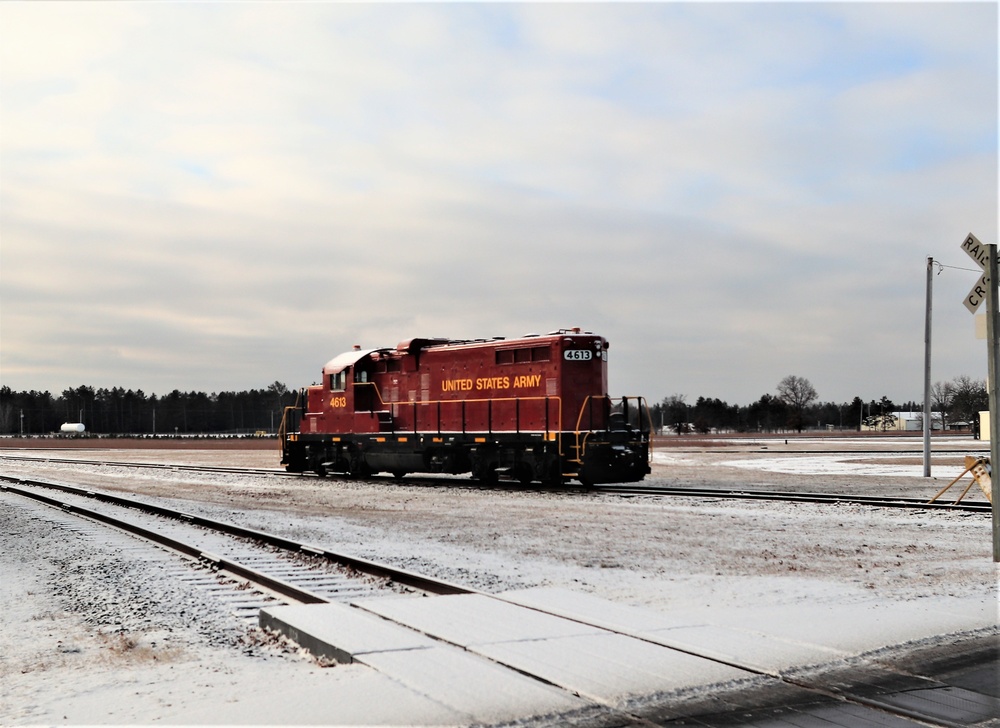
[279,329,651,486]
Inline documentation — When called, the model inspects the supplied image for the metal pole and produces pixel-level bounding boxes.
[923,256,933,476]
[986,244,1000,562]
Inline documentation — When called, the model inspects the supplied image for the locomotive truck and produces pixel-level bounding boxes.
[279,329,651,486]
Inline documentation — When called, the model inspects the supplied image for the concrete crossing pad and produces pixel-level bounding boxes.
[351,592,757,705]
[351,592,605,645]
[260,601,587,724]
[357,644,587,724]
[260,602,438,664]
[495,587,997,676]
[260,588,995,726]
[495,586,850,674]
[475,631,752,705]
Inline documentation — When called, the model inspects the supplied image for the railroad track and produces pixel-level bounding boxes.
[0,474,474,608]
[594,484,993,513]
[1,452,991,512]
[2,474,994,726]
[0,453,288,477]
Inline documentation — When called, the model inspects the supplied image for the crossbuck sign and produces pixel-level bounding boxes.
[958,231,1000,562]
[962,232,990,313]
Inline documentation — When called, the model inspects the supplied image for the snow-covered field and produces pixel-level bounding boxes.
[1,440,996,725]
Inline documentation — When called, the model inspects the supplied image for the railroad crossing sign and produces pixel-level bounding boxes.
[962,232,990,313]
[958,231,1000,562]
[961,232,989,268]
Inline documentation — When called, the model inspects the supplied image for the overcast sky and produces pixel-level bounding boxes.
[1,2,997,407]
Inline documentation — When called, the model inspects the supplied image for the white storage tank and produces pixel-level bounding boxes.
[60,422,86,434]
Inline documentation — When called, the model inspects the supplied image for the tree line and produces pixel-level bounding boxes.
[0,383,295,436]
[0,373,989,436]
[653,374,989,435]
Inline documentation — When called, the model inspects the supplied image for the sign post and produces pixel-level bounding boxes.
[959,232,1000,562]
[985,244,1000,562]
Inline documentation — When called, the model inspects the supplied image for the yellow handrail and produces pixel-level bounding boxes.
[570,395,653,465]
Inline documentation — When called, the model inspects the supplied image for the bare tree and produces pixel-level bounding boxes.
[950,375,987,429]
[776,375,818,432]
[930,380,954,431]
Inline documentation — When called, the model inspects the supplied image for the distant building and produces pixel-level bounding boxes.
[861,411,944,432]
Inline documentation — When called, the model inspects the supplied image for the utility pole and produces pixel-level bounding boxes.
[923,256,933,477]
[985,245,1000,562]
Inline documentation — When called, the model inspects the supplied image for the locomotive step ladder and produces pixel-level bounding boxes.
[376,411,394,432]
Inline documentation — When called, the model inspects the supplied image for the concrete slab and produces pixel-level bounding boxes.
[260,601,589,724]
[260,589,996,726]
[260,602,438,664]
[352,593,604,646]
[640,623,848,675]
[358,644,588,724]
[473,631,754,706]
[497,587,845,675]
[498,586,687,632]
[353,591,758,708]
[496,587,997,673]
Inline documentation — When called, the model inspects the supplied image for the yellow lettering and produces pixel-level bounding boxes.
[475,376,511,390]
[329,395,347,408]
[513,374,541,388]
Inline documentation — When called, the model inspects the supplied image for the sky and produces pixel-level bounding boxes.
[1,2,997,407]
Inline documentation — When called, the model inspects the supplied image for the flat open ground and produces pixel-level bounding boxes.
[1,433,996,725]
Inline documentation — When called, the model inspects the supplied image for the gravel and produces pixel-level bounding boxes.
[1,437,996,725]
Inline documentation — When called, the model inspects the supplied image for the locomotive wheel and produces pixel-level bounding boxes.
[473,464,499,485]
[515,463,534,486]
[392,470,407,480]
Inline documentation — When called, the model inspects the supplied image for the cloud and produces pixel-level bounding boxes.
[1,2,996,406]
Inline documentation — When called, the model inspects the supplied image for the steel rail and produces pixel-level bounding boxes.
[0,453,287,477]
[593,484,992,513]
[1,481,332,604]
[1,454,990,511]
[0,475,474,597]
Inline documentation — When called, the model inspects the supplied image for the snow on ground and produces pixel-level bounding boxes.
[654,435,990,478]
[1,440,997,725]
[718,453,969,478]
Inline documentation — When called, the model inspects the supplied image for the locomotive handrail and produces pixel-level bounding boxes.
[352,381,564,438]
[571,395,653,465]
[277,391,305,455]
